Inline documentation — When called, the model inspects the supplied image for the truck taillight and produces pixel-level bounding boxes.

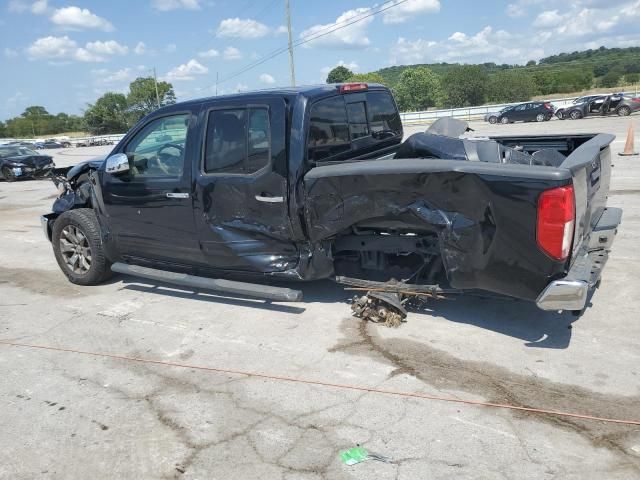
[339,83,368,93]
[537,185,575,261]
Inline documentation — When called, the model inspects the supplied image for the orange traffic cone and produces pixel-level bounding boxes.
[619,121,638,156]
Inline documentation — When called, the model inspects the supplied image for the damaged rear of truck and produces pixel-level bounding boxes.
[305,127,621,312]
[42,84,621,314]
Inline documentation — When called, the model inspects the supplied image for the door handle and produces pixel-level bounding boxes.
[166,192,190,199]
[255,194,284,203]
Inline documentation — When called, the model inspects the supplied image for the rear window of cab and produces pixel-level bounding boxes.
[307,90,402,163]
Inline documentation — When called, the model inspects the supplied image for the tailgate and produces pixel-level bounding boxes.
[560,133,615,261]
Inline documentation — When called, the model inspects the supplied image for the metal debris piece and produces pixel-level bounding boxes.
[351,291,407,328]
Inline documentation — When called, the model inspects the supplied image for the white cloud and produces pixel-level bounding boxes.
[382,0,440,24]
[166,58,208,81]
[390,27,544,65]
[275,25,288,35]
[27,35,105,62]
[165,43,177,53]
[233,83,249,93]
[198,48,219,58]
[216,18,271,39]
[4,47,19,58]
[223,46,242,60]
[151,0,200,11]
[26,36,128,63]
[134,42,146,55]
[300,8,374,49]
[86,40,128,55]
[50,6,114,32]
[31,0,48,14]
[320,60,360,80]
[259,73,275,84]
[533,10,565,28]
[92,67,133,85]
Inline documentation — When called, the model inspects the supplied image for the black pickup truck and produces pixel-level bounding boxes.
[42,83,621,313]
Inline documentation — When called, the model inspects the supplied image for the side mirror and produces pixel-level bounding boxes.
[105,153,129,174]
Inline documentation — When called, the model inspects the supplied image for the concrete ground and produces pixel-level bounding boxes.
[1,115,639,479]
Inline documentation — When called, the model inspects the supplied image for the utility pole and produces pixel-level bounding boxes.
[152,67,161,108]
[215,71,219,96]
[285,0,296,87]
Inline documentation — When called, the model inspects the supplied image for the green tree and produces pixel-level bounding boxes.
[487,70,537,103]
[20,106,52,136]
[600,70,622,88]
[626,73,640,84]
[526,60,537,66]
[84,92,129,134]
[392,67,442,112]
[345,72,387,85]
[326,66,354,83]
[0,121,7,137]
[126,77,176,122]
[441,65,488,107]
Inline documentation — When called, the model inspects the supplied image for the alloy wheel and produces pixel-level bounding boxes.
[59,225,92,274]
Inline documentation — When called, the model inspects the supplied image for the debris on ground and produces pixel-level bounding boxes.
[340,446,393,466]
[350,291,407,327]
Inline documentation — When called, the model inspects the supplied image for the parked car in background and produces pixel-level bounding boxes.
[484,102,554,124]
[558,94,640,120]
[40,140,64,149]
[0,145,54,181]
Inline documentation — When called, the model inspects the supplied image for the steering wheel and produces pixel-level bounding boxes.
[155,143,184,175]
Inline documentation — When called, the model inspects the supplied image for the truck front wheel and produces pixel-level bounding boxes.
[52,208,112,285]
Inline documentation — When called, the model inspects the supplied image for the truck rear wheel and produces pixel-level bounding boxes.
[52,208,112,285]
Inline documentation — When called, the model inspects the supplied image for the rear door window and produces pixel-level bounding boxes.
[204,107,271,175]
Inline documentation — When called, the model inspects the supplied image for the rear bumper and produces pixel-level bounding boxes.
[536,207,622,311]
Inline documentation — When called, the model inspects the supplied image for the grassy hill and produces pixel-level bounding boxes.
[374,46,640,94]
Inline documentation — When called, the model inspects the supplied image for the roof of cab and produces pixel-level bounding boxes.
[158,83,388,113]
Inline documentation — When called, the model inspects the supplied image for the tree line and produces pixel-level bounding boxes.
[327,63,638,113]
[0,76,176,139]
[327,45,640,112]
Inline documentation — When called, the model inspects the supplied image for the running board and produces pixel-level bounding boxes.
[111,262,303,302]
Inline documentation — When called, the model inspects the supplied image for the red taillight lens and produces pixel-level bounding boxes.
[544,102,553,110]
[632,98,640,103]
[339,83,368,93]
[537,185,575,261]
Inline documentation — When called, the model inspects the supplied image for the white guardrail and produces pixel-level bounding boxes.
[399,90,638,125]
[2,90,638,145]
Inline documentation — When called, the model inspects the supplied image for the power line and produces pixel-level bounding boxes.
[213,0,409,87]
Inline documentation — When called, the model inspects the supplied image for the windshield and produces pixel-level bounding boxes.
[0,146,39,158]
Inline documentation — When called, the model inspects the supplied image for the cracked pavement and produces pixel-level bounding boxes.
[1,116,640,479]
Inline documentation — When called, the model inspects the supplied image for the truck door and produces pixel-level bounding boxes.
[194,97,297,273]
[101,111,200,264]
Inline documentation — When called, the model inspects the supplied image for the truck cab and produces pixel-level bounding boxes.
[45,84,404,282]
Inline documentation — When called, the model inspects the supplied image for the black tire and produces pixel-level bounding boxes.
[2,166,17,182]
[569,110,582,120]
[500,117,509,124]
[556,110,565,120]
[52,208,112,286]
[488,116,497,124]
[617,106,631,117]
[536,113,546,122]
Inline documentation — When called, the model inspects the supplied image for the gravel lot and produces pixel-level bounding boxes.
[1,116,639,479]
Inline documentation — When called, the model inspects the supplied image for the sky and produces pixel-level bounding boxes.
[1,0,639,120]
